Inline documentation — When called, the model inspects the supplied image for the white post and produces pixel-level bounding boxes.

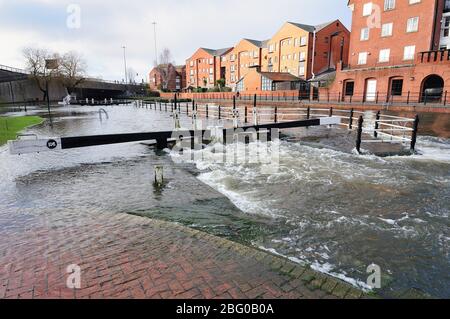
[110,98,113,104]
[92,98,95,104]
[233,109,240,128]
[86,98,89,104]
[174,109,181,130]
[154,165,164,187]
[252,107,258,126]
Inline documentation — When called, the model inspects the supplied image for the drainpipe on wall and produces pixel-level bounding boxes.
[311,28,317,80]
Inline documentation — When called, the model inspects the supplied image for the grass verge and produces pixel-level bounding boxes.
[0,116,44,146]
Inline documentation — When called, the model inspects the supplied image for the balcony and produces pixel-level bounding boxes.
[417,49,450,63]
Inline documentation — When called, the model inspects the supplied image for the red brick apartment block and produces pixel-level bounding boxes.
[186,48,233,89]
[326,0,450,104]
[149,64,186,92]
[184,20,349,92]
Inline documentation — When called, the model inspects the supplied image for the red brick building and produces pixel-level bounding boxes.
[149,64,186,92]
[326,0,450,103]
[185,47,233,90]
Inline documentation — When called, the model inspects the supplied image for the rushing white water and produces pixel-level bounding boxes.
[171,134,450,297]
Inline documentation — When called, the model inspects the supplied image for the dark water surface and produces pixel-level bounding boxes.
[0,104,449,298]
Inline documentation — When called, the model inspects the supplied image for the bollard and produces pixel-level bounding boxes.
[356,116,364,154]
[174,109,181,130]
[218,106,221,120]
[86,98,89,105]
[110,98,113,104]
[154,165,164,188]
[274,107,278,123]
[306,106,310,120]
[232,109,239,128]
[410,114,419,151]
[92,98,95,105]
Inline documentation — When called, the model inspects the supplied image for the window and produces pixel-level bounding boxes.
[344,81,355,96]
[209,68,213,74]
[209,58,214,65]
[363,3,373,16]
[190,70,194,75]
[236,79,244,92]
[407,17,419,32]
[404,45,415,60]
[379,49,390,62]
[358,52,368,65]
[409,0,420,4]
[299,62,306,76]
[391,79,403,96]
[384,0,395,11]
[361,28,370,41]
[262,76,273,91]
[299,51,306,61]
[381,23,393,37]
[300,37,307,46]
[269,44,275,53]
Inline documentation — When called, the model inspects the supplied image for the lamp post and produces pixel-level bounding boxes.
[122,46,128,84]
[152,22,158,66]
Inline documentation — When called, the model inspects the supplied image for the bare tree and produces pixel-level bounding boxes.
[155,48,175,91]
[23,47,58,101]
[58,51,87,95]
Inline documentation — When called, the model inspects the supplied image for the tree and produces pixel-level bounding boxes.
[23,47,57,101]
[155,48,175,91]
[216,78,226,91]
[58,51,87,95]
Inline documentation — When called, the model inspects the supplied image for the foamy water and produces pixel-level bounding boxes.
[171,134,450,297]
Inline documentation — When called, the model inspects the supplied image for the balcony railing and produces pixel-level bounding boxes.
[418,49,450,63]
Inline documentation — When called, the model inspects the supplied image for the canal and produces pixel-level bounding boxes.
[0,104,449,298]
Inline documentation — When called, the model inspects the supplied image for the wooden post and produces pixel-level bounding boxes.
[356,116,364,154]
[349,108,354,130]
[374,111,381,138]
[410,114,419,151]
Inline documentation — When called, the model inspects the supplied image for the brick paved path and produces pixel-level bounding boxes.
[0,208,364,299]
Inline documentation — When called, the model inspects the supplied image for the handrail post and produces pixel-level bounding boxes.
[356,116,364,154]
[374,111,381,138]
[245,106,248,124]
[349,108,354,129]
[410,114,419,152]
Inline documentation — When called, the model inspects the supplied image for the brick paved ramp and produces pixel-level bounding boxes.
[0,209,365,299]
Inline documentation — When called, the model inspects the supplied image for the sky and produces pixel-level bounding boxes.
[0,0,351,82]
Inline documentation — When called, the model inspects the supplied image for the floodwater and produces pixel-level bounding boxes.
[0,104,449,298]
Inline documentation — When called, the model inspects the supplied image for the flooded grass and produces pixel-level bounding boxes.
[0,116,43,145]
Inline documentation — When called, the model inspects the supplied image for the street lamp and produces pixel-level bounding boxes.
[122,46,128,84]
[152,22,158,66]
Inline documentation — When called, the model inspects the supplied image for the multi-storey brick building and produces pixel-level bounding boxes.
[185,47,233,90]
[327,0,450,103]
[222,39,268,90]
[185,19,349,92]
[263,20,350,80]
[149,64,186,92]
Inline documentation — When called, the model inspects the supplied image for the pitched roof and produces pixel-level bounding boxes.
[259,72,303,82]
[201,47,233,57]
[243,38,269,48]
[287,20,339,33]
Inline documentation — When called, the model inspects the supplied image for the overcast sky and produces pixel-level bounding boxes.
[0,0,351,82]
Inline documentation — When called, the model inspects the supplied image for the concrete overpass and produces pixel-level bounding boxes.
[0,64,148,103]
